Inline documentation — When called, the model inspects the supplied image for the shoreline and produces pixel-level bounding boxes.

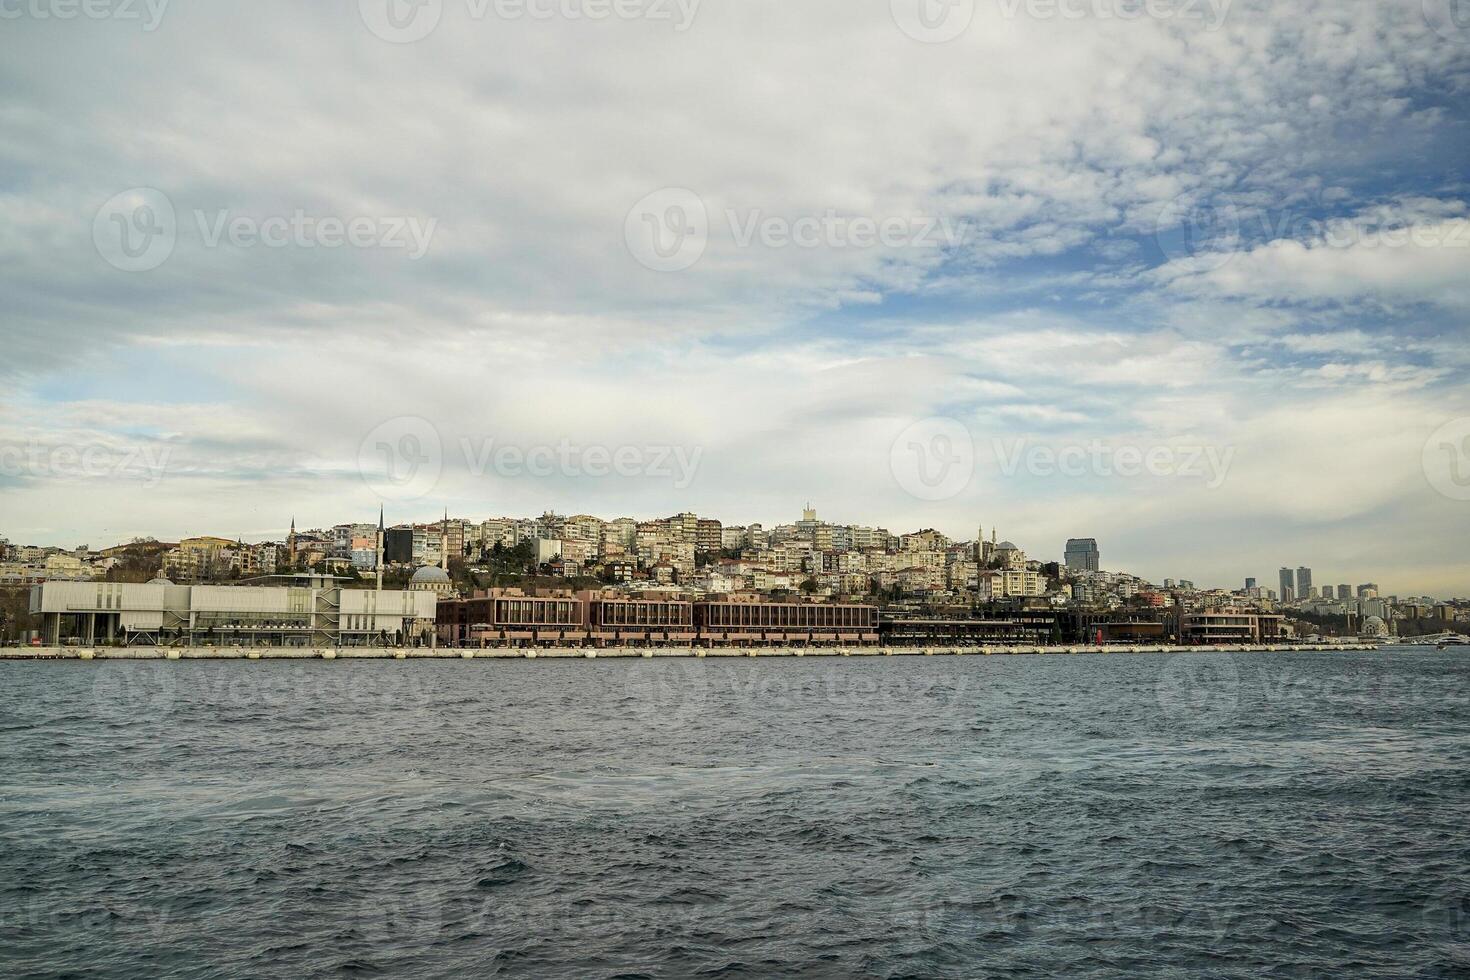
[1,642,1381,661]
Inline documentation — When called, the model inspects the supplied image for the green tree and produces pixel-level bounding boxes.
[0,588,41,642]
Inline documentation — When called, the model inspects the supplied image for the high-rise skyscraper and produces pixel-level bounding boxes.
[1338,584,1351,600]
[1279,567,1295,601]
[1064,538,1100,572]
[1296,566,1313,599]
[1245,577,1257,590]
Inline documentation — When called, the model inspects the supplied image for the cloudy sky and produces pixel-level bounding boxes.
[2,0,1468,595]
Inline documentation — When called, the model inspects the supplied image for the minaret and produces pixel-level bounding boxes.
[375,505,385,591]
[288,517,297,567]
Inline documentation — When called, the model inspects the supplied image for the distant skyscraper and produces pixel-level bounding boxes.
[1296,566,1312,599]
[1358,583,1379,598]
[1064,538,1100,572]
[1279,567,1295,601]
[1245,577,1257,590]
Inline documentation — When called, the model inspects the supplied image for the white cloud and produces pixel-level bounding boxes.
[1159,216,1470,310]
[0,0,1466,593]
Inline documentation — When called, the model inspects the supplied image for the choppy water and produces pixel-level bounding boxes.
[1,648,1467,978]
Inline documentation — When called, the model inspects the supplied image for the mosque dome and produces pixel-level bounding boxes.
[148,576,173,585]
[410,565,451,586]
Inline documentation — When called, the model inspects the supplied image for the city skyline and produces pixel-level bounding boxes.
[3,2,1468,597]
[4,501,1444,601]
[4,6,1466,977]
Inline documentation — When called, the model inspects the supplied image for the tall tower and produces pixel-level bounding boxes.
[375,505,385,591]
[1065,538,1100,572]
[288,517,297,567]
[1296,566,1313,599]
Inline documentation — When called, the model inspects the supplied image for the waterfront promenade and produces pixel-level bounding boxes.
[3,642,1377,660]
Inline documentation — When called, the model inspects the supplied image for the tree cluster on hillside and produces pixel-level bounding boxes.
[0,589,38,643]
[103,539,166,583]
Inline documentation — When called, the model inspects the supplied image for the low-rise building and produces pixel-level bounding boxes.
[1177,609,1284,644]
[994,569,1045,598]
[30,576,438,647]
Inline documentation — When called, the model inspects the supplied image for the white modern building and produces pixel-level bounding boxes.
[30,575,438,647]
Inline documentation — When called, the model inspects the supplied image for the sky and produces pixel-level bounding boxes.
[1,0,1468,596]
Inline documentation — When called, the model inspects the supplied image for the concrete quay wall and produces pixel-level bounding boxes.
[2,643,1379,661]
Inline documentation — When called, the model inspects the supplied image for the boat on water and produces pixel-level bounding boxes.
[1394,632,1469,649]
